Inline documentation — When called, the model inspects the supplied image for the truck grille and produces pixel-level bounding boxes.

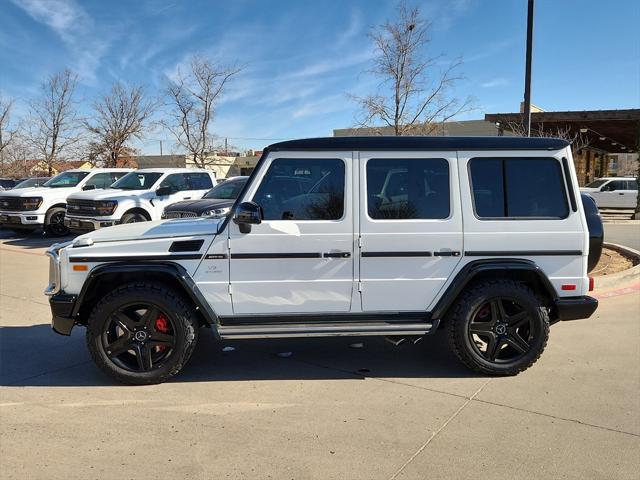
[66,199,101,216]
[0,196,25,211]
[162,211,199,219]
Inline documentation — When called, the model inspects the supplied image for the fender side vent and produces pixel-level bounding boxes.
[169,239,204,252]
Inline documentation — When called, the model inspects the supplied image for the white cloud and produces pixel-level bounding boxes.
[481,78,510,88]
[10,0,110,82]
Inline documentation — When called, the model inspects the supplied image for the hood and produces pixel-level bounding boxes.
[0,186,63,198]
[74,217,223,244]
[164,198,234,214]
[579,187,600,193]
[67,188,148,202]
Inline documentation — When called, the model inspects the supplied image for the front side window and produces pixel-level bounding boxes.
[604,180,626,191]
[43,171,90,188]
[469,157,569,219]
[112,172,163,190]
[366,158,450,219]
[159,173,188,192]
[253,158,345,220]
[84,172,113,189]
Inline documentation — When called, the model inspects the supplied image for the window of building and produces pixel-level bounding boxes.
[366,158,450,219]
[253,158,345,220]
[469,158,569,219]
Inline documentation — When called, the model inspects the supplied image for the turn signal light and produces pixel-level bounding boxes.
[561,284,576,291]
[589,277,594,292]
[73,265,88,271]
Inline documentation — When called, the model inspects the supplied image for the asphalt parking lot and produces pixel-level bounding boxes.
[1,230,639,479]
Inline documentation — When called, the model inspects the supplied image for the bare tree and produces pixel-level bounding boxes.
[165,56,241,167]
[85,82,156,167]
[0,93,17,175]
[28,69,80,175]
[350,2,473,136]
[505,121,591,152]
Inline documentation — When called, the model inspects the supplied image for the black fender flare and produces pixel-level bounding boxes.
[72,262,219,333]
[430,258,557,320]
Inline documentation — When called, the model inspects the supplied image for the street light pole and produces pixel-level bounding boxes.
[523,0,535,137]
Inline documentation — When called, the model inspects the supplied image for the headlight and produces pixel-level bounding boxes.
[21,197,43,211]
[202,207,231,217]
[96,200,117,215]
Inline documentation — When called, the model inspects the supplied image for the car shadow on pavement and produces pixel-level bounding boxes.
[0,324,480,387]
[0,229,75,249]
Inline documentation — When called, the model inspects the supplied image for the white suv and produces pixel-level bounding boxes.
[45,137,600,384]
[0,169,131,236]
[63,168,216,232]
[580,177,638,208]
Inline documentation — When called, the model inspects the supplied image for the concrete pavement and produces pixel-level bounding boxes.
[605,223,640,251]
[1,237,639,479]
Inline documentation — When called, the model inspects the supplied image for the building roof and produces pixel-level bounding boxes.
[267,136,569,152]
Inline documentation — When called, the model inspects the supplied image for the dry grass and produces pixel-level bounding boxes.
[591,247,637,276]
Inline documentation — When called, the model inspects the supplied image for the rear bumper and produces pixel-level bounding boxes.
[49,293,77,335]
[554,296,598,321]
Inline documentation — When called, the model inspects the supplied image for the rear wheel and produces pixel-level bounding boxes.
[447,280,549,376]
[86,282,199,385]
[45,207,69,236]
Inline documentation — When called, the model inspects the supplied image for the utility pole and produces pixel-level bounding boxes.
[159,140,163,156]
[523,0,535,137]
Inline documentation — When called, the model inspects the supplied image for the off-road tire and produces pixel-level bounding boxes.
[86,282,199,385]
[447,279,550,376]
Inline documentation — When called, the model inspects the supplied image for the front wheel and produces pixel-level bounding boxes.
[447,280,549,376]
[45,207,69,236]
[121,212,148,224]
[86,282,199,385]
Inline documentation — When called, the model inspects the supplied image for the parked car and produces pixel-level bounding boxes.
[64,168,217,232]
[0,169,131,235]
[45,136,599,385]
[580,177,638,208]
[0,178,17,191]
[11,177,51,190]
[162,176,248,219]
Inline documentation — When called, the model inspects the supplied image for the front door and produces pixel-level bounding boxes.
[229,153,355,314]
[358,152,463,312]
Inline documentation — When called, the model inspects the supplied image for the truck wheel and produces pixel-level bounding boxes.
[45,207,69,237]
[86,282,199,385]
[447,280,549,376]
[121,212,148,224]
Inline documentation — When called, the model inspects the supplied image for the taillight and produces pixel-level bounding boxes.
[561,284,577,291]
[589,277,594,292]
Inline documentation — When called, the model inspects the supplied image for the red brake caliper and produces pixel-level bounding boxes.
[155,313,170,352]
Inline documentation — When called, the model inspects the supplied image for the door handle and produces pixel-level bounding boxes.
[323,252,351,258]
[618,193,624,195]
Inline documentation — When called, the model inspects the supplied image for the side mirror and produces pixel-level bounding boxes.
[155,186,173,196]
[233,201,263,233]
[82,184,96,191]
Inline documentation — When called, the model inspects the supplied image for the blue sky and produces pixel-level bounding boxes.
[1,0,639,154]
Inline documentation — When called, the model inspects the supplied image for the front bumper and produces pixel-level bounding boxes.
[0,211,45,227]
[64,215,118,231]
[49,293,77,335]
[554,296,598,321]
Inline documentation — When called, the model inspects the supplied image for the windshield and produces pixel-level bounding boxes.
[43,171,90,188]
[203,179,247,199]
[13,178,48,189]
[585,179,607,188]
[111,171,163,190]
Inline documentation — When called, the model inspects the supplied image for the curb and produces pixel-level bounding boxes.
[602,219,640,224]
[593,242,640,291]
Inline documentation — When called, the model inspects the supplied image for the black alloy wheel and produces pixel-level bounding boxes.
[46,208,69,236]
[103,303,177,372]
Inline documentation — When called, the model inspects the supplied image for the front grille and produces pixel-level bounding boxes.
[163,211,199,219]
[0,196,25,211]
[66,199,103,216]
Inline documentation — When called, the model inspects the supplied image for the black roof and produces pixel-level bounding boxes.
[267,136,570,152]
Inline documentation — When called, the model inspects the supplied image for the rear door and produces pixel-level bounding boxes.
[623,180,638,208]
[358,151,463,312]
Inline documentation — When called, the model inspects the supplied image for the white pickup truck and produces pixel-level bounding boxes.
[0,169,131,236]
[64,168,217,232]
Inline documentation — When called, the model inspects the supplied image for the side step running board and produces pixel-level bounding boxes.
[218,321,438,339]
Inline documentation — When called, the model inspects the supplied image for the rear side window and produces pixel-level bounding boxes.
[366,158,450,219]
[625,180,638,191]
[469,158,569,219]
[185,172,213,190]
